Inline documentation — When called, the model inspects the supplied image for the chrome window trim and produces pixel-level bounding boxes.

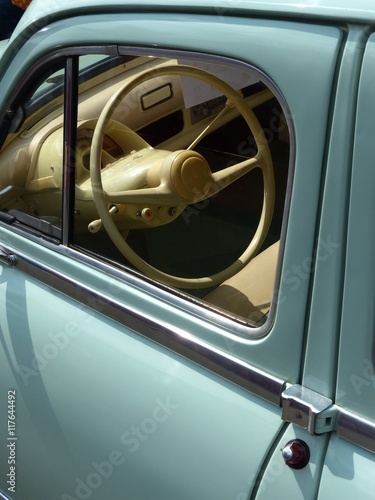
[337,409,375,454]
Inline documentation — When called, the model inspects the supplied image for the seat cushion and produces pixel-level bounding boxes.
[204,241,279,323]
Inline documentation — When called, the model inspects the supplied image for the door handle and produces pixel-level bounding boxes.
[0,246,17,267]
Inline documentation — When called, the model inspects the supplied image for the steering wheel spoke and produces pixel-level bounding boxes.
[210,155,260,196]
[105,186,186,206]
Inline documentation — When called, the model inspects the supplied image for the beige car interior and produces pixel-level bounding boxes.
[0,54,288,326]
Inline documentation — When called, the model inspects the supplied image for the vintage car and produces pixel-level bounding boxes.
[0,0,375,498]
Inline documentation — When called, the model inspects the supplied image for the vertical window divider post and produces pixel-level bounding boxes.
[62,56,79,245]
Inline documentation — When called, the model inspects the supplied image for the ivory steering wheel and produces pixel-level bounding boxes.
[90,64,275,289]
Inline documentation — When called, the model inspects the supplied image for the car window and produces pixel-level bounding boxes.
[71,50,291,327]
[0,48,291,328]
[0,63,66,242]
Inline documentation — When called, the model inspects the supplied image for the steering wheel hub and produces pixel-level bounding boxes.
[169,150,211,202]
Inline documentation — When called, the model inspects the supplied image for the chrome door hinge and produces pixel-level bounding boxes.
[0,246,17,267]
[281,384,339,435]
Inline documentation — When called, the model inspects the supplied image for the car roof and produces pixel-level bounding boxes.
[13,0,375,33]
[1,0,374,77]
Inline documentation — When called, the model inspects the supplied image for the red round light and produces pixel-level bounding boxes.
[281,439,310,470]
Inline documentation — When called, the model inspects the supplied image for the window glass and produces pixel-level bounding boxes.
[0,50,290,326]
[0,62,66,241]
[72,51,290,326]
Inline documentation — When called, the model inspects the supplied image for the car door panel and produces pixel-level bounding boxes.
[318,435,375,499]
[0,239,283,500]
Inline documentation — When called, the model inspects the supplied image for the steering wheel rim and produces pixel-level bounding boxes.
[90,64,275,289]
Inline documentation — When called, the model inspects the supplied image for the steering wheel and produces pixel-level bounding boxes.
[90,64,275,289]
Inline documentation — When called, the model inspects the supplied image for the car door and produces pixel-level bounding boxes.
[0,6,342,500]
[251,24,375,499]
[316,29,375,499]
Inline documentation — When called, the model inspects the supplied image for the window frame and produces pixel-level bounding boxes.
[0,44,295,339]
[67,45,295,338]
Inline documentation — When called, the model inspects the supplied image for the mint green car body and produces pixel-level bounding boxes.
[0,1,375,499]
